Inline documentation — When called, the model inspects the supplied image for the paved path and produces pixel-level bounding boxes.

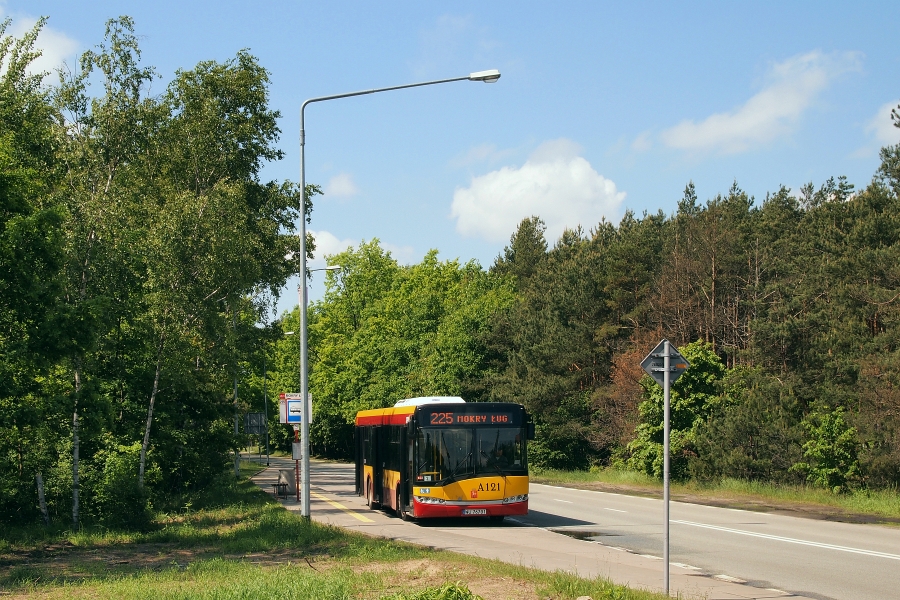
[248,457,817,600]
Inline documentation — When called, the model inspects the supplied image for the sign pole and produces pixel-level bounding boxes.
[294,425,300,503]
[640,339,688,598]
[663,340,671,596]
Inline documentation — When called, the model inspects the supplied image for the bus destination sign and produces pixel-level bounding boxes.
[427,411,514,425]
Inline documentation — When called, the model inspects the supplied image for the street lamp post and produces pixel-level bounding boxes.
[298,70,500,519]
[263,351,270,466]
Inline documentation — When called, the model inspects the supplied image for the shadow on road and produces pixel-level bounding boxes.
[515,509,597,528]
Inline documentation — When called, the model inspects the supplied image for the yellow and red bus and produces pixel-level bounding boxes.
[355,397,534,521]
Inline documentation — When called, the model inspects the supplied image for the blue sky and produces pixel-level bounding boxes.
[4,1,898,315]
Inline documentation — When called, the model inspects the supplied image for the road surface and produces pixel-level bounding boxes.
[250,457,898,600]
[525,482,900,600]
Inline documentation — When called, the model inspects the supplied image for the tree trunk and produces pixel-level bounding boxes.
[232,310,240,478]
[139,334,165,489]
[234,372,240,478]
[72,361,82,529]
[36,472,50,525]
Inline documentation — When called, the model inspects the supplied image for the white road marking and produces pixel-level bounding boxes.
[714,574,747,583]
[639,554,663,560]
[554,499,572,503]
[671,562,701,571]
[603,507,626,513]
[673,519,900,561]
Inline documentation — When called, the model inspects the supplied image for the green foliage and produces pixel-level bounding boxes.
[625,341,725,479]
[485,213,666,469]
[84,439,156,528]
[0,16,312,526]
[791,408,860,493]
[301,241,515,458]
[690,368,803,483]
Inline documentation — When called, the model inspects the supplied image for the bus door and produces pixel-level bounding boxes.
[354,427,361,494]
[359,425,380,503]
[404,424,413,510]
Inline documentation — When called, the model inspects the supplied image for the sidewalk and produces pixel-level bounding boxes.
[249,456,816,600]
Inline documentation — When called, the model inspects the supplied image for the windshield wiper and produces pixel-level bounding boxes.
[480,450,506,477]
[453,452,472,475]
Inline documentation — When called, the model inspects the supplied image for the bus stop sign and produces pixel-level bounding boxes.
[640,340,690,386]
[279,392,311,424]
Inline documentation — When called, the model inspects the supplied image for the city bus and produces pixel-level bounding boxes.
[355,397,534,521]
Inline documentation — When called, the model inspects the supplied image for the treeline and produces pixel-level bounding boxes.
[298,128,900,493]
[5,15,900,530]
[1,18,309,526]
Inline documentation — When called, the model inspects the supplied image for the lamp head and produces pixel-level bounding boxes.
[468,69,501,83]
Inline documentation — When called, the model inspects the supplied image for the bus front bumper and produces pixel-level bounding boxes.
[411,497,528,518]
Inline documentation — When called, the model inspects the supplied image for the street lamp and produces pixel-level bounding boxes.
[298,70,500,519]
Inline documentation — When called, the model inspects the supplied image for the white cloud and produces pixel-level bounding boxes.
[309,230,356,268]
[382,242,417,266]
[865,101,900,146]
[309,231,416,268]
[631,131,653,152]
[449,143,518,168]
[661,51,862,154]
[324,173,359,198]
[1,12,80,81]
[450,138,625,243]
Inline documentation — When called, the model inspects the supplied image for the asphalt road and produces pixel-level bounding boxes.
[250,457,899,600]
[523,483,900,600]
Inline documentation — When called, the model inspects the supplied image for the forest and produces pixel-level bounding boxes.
[3,17,900,528]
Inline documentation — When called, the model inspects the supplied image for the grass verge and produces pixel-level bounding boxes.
[0,472,666,600]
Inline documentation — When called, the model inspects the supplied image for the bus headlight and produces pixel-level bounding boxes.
[414,496,446,504]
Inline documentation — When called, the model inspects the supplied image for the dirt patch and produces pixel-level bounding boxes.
[538,480,900,526]
[356,559,538,600]
[466,576,537,600]
[0,542,328,591]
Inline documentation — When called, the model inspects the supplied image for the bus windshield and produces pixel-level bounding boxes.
[416,427,526,483]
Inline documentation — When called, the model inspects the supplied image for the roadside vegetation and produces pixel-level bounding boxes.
[0,472,665,600]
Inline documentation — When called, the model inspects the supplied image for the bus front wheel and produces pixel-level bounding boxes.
[396,490,409,521]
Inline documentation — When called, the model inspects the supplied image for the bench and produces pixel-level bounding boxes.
[272,482,288,499]
[273,469,294,500]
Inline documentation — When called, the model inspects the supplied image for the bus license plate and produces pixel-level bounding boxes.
[463,509,487,516]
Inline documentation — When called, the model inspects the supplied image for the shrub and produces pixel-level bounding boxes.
[791,408,860,493]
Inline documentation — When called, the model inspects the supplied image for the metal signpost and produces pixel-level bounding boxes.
[641,339,690,596]
[292,425,301,502]
[243,413,266,461]
[280,393,312,502]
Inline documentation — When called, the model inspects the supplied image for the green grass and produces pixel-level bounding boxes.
[532,467,900,521]
[3,556,668,600]
[0,471,667,600]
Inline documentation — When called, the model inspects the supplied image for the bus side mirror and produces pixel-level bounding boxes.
[526,422,535,440]
[407,419,415,437]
